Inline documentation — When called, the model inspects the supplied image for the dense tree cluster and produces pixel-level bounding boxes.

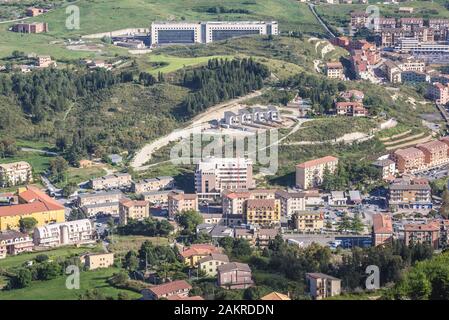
[0,68,133,123]
[281,72,345,114]
[117,218,174,237]
[180,58,269,116]
[337,240,433,290]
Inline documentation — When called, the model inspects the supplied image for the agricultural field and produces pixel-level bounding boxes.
[0,267,140,300]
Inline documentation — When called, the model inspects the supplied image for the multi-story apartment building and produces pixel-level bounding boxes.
[76,190,123,207]
[350,12,368,29]
[374,18,397,31]
[12,22,48,33]
[195,157,255,199]
[131,176,174,194]
[427,82,449,105]
[142,190,182,205]
[306,273,341,300]
[198,253,230,277]
[0,230,34,258]
[393,147,426,173]
[222,189,276,216]
[84,253,114,270]
[0,161,33,187]
[151,21,278,46]
[179,244,222,267]
[168,192,198,217]
[388,177,432,211]
[89,173,132,190]
[217,262,253,289]
[372,213,393,246]
[416,140,449,168]
[0,186,65,231]
[399,18,424,31]
[429,19,449,40]
[33,219,94,247]
[275,190,306,217]
[36,55,54,68]
[404,223,440,249]
[325,62,344,80]
[119,199,150,225]
[296,156,339,190]
[293,211,324,232]
[335,101,368,116]
[384,60,402,83]
[372,159,396,180]
[245,199,280,226]
[77,190,123,217]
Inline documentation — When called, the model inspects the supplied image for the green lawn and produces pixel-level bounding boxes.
[0,245,101,271]
[108,235,169,255]
[0,152,54,174]
[0,267,141,300]
[0,0,325,58]
[141,53,234,75]
[54,166,107,188]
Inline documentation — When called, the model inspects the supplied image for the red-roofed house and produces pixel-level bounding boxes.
[335,101,368,117]
[180,244,222,267]
[372,214,393,246]
[141,280,192,300]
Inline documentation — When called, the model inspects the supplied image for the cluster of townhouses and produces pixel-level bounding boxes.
[350,15,449,45]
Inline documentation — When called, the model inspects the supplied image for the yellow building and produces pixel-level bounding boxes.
[245,199,281,226]
[84,253,114,270]
[293,211,324,232]
[0,186,65,231]
[179,244,222,267]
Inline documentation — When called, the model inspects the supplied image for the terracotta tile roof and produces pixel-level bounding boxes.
[149,280,192,297]
[404,223,439,232]
[180,244,222,258]
[246,199,277,210]
[394,147,425,159]
[217,262,251,273]
[372,214,393,234]
[260,292,291,300]
[119,198,148,207]
[296,156,338,169]
[417,140,448,152]
[18,186,64,209]
[198,253,230,264]
[166,295,204,300]
[326,62,343,69]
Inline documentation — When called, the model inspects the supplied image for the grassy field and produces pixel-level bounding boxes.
[0,245,101,271]
[108,235,170,255]
[140,53,234,75]
[0,152,54,174]
[54,166,107,188]
[0,267,141,300]
[0,0,325,58]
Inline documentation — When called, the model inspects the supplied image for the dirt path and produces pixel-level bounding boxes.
[131,90,263,170]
